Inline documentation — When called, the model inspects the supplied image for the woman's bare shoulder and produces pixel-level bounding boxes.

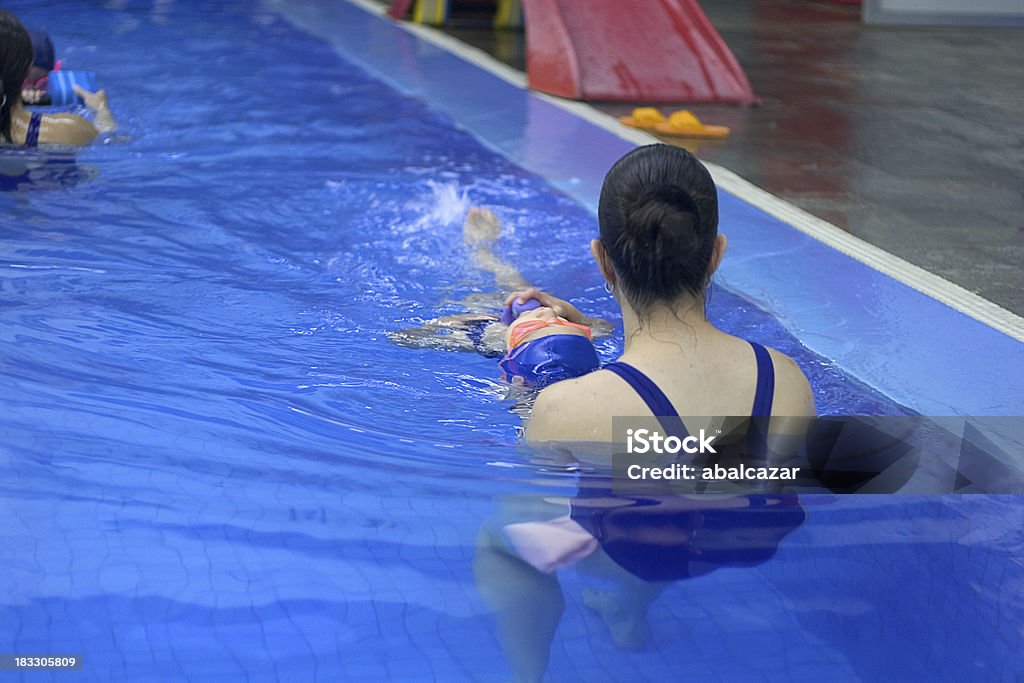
[765,347,816,417]
[40,114,98,146]
[525,370,625,443]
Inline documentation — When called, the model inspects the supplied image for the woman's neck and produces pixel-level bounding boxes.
[619,295,717,354]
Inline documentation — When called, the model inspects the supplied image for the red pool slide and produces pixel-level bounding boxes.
[521,0,756,103]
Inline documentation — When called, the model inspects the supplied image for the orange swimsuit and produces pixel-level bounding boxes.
[508,317,592,349]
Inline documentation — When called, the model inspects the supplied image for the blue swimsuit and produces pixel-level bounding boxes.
[602,340,776,432]
[569,341,805,583]
[602,340,776,459]
[25,112,42,148]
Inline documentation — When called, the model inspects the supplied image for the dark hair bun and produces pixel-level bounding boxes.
[599,145,719,315]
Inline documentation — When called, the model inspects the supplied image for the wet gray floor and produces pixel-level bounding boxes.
[383,0,1024,317]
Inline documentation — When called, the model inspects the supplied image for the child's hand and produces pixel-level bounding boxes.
[504,288,613,337]
[72,85,110,111]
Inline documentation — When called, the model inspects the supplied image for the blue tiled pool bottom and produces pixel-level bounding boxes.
[1,0,1021,681]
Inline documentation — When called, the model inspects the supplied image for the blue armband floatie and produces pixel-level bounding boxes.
[46,71,98,106]
[499,297,541,325]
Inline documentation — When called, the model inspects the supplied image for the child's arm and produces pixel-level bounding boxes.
[389,314,505,355]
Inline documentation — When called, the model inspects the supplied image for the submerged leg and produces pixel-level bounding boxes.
[579,549,669,650]
[463,206,503,245]
[475,526,564,683]
[463,208,530,292]
[581,581,666,650]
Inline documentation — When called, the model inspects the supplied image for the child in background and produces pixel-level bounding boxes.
[22,29,57,105]
[1,10,115,146]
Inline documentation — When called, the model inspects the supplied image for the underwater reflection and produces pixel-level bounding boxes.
[0,149,97,191]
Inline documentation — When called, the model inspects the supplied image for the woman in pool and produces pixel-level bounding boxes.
[0,10,116,147]
[515,144,814,438]
[475,144,814,682]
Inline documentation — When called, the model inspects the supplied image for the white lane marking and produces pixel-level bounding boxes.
[704,164,1024,343]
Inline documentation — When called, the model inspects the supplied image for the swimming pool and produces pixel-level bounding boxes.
[1,1,1022,681]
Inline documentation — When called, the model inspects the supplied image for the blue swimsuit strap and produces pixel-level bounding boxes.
[748,341,775,417]
[25,113,42,148]
[464,317,502,358]
[602,361,690,440]
[604,341,775,431]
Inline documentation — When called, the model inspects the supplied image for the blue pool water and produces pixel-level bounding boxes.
[1,1,1021,681]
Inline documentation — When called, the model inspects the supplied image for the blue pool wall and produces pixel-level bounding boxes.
[269,0,1024,419]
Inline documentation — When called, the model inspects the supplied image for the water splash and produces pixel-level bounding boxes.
[430,181,471,225]
[396,181,470,235]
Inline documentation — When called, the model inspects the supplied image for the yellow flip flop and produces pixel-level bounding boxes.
[654,110,730,139]
[619,107,666,130]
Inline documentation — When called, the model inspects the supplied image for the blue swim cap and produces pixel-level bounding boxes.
[499,334,600,387]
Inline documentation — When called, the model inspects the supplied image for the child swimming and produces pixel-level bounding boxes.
[21,29,55,105]
[498,304,600,387]
[1,11,115,146]
[389,207,608,387]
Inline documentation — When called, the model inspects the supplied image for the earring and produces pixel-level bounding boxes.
[604,281,614,294]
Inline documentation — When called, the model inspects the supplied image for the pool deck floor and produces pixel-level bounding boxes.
[398,0,1024,317]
